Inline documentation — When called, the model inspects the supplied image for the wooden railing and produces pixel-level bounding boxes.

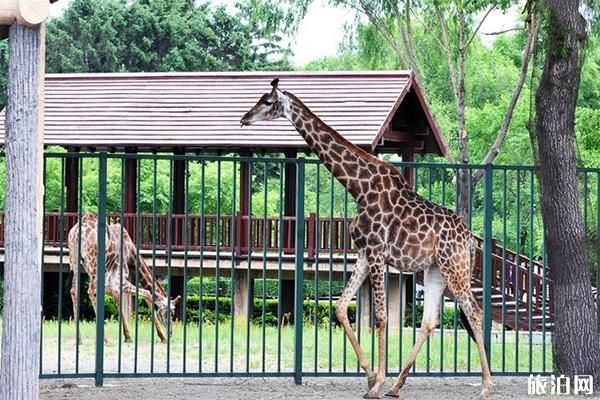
[0,211,554,330]
[10,212,356,258]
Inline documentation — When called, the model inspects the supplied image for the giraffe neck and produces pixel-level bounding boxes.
[283,92,409,201]
[134,255,167,301]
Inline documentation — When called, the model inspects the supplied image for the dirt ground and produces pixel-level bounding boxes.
[39,376,594,400]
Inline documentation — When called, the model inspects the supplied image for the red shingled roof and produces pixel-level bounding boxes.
[0,71,446,155]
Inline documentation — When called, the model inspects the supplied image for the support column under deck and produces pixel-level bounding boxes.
[280,149,297,324]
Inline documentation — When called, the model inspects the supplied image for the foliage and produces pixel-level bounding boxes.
[0,0,292,109]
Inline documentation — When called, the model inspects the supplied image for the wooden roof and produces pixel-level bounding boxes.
[0,71,447,155]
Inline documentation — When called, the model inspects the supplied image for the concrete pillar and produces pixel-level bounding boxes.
[234,272,254,322]
[387,274,406,330]
[359,279,372,330]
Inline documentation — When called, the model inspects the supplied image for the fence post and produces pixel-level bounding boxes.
[294,159,305,385]
[95,152,108,387]
[483,163,493,364]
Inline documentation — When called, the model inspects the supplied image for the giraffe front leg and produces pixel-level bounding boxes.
[334,256,377,389]
[87,281,110,345]
[364,255,386,399]
[121,281,167,343]
[108,290,133,343]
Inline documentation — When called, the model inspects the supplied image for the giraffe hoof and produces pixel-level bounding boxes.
[480,387,491,398]
[363,390,382,399]
[384,390,399,398]
[367,375,376,389]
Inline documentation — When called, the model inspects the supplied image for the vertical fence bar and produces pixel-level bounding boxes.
[277,163,284,373]
[39,156,46,374]
[294,159,305,384]
[230,161,237,373]
[597,173,600,334]
[482,164,493,364]
[57,157,66,374]
[183,160,189,373]
[95,152,108,387]
[75,157,83,374]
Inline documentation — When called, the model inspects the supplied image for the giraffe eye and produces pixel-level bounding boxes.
[260,98,273,106]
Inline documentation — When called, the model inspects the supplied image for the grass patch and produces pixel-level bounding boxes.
[33,318,553,375]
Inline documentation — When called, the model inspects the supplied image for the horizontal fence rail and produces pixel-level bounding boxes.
[0,152,597,384]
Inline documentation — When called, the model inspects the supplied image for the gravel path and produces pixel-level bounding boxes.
[39,376,591,399]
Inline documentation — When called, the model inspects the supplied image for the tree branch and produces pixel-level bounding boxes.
[434,3,459,104]
[473,14,539,183]
[409,8,446,50]
[358,0,411,67]
[464,5,496,50]
[481,27,523,35]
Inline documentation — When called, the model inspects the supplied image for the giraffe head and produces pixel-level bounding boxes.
[240,78,290,126]
[154,295,181,334]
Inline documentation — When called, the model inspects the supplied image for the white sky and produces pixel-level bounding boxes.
[49,0,520,67]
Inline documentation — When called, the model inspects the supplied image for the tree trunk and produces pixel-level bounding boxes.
[1,22,45,400]
[532,0,600,384]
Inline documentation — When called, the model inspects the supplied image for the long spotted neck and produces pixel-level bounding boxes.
[128,247,167,300]
[283,92,408,201]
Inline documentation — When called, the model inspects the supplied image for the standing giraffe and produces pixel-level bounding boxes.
[240,79,492,398]
[68,214,181,344]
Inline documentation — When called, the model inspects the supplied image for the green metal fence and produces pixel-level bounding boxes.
[6,152,598,385]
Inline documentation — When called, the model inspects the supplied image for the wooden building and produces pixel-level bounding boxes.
[0,71,448,328]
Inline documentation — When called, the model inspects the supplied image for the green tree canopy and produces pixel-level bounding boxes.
[0,0,292,106]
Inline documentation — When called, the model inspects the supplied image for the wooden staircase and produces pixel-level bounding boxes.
[417,236,555,332]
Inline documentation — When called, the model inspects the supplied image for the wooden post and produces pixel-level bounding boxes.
[65,146,79,213]
[401,146,415,310]
[238,151,251,256]
[401,146,414,186]
[234,271,253,322]
[124,147,137,233]
[280,149,297,322]
[122,148,137,320]
[170,150,185,319]
[1,20,45,400]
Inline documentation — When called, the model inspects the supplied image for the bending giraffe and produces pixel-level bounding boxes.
[240,79,492,398]
[68,214,181,344]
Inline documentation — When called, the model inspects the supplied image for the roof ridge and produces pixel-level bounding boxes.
[45,70,413,80]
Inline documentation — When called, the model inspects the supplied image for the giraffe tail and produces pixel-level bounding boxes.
[459,307,476,342]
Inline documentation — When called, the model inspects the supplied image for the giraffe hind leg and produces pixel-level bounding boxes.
[439,258,492,397]
[386,266,446,397]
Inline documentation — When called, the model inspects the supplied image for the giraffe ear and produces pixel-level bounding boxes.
[270,78,279,89]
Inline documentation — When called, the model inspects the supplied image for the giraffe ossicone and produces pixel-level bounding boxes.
[241,79,493,398]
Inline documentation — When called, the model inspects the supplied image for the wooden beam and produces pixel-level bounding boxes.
[384,128,429,142]
[0,0,50,28]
